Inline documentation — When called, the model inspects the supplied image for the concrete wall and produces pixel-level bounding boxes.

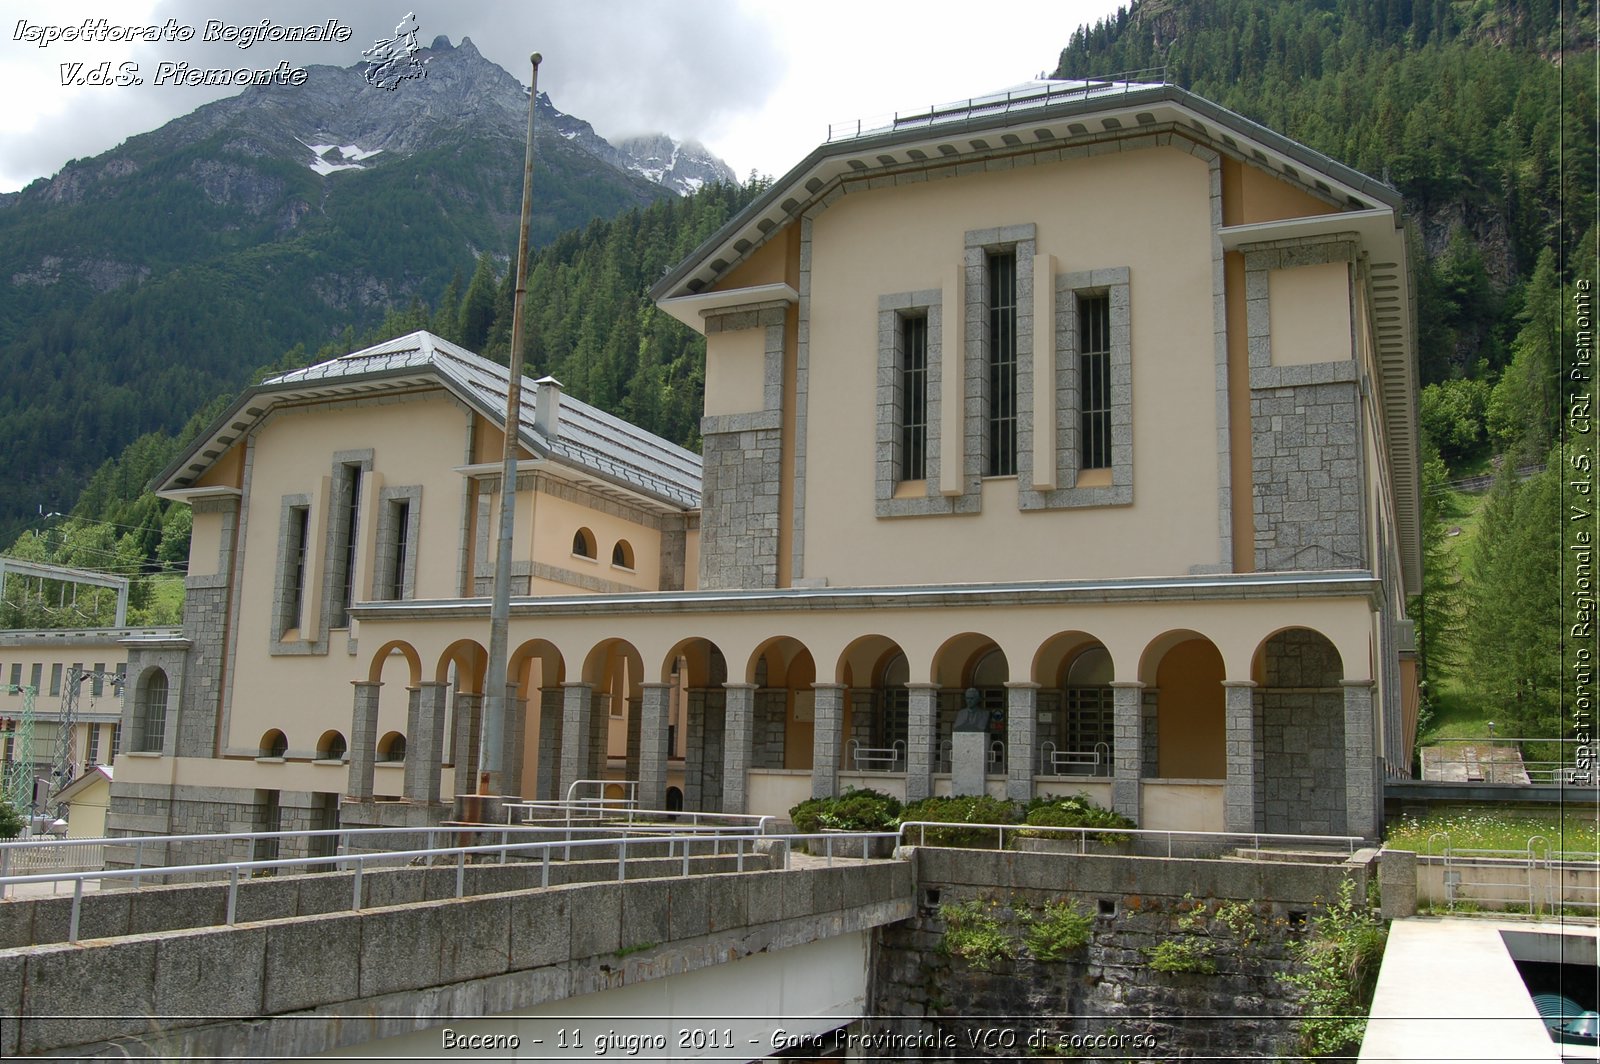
[2,859,913,1059]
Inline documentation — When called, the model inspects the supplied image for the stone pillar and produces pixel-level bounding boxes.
[348,681,381,801]
[905,683,939,803]
[1005,682,1039,802]
[536,689,562,800]
[404,682,448,804]
[588,693,611,782]
[1342,680,1379,838]
[501,690,527,802]
[1223,680,1258,833]
[625,696,642,783]
[1111,681,1144,822]
[558,682,593,800]
[722,682,757,813]
[638,682,671,810]
[684,689,707,811]
[811,683,846,799]
[450,691,482,797]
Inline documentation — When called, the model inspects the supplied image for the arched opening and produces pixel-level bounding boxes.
[316,730,347,762]
[1253,627,1346,835]
[377,731,407,763]
[572,527,597,559]
[932,636,1008,773]
[1040,644,1115,775]
[258,729,288,759]
[611,540,634,569]
[1147,636,1225,780]
[665,786,684,812]
[133,668,169,753]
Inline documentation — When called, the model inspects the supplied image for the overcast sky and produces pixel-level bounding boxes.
[0,0,1125,193]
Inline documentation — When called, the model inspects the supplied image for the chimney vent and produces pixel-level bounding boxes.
[534,376,563,438]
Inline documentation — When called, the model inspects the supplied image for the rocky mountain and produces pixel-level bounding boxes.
[614,134,739,196]
[0,36,736,545]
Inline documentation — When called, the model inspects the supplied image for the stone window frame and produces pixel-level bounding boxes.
[1018,267,1134,510]
[965,224,1036,494]
[269,494,317,655]
[874,290,948,517]
[324,452,373,631]
[133,666,169,753]
[372,485,422,601]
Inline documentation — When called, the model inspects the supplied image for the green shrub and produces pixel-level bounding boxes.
[1019,793,1134,844]
[939,898,1017,970]
[1281,878,1389,1057]
[1021,899,1093,960]
[0,797,21,840]
[788,788,901,834]
[1144,938,1216,974]
[899,794,1020,847]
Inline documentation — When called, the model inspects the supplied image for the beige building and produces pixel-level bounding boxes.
[108,79,1420,847]
[0,629,153,819]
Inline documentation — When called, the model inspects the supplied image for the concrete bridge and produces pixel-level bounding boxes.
[1,841,912,1059]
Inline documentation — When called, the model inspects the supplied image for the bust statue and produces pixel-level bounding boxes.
[954,687,988,732]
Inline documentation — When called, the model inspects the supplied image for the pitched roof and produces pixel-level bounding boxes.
[156,331,702,510]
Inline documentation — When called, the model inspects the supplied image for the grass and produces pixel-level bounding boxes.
[1387,810,1600,856]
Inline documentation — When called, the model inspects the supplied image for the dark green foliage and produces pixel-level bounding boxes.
[0,797,23,840]
[1464,451,1563,738]
[938,898,1017,969]
[1019,899,1094,959]
[899,794,1020,847]
[1281,878,1388,1057]
[788,788,902,833]
[1020,792,1135,843]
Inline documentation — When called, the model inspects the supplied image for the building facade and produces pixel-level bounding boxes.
[105,80,1421,848]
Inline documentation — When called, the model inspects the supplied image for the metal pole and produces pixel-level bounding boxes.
[481,52,542,799]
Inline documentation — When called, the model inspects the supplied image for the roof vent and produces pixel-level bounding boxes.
[534,375,563,438]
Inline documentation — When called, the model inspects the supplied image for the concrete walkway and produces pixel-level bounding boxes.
[1361,917,1597,1063]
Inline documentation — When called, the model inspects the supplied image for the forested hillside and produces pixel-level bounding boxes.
[1,179,762,630]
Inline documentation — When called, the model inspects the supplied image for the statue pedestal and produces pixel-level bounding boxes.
[953,731,988,796]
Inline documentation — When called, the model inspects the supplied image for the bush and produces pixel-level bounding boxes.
[0,797,21,840]
[788,788,901,834]
[1281,878,1389,1057]
[1021,899,1093,960]
[1019,793,1134,844]
[1144,937,1217,974]
[939,898,1016,970]
[899,794,1020,847]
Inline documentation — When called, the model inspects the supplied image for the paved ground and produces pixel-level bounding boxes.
[1420,743,1531,784]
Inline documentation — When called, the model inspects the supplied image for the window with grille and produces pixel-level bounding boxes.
[987,250,1018,476]
[281,504,310,635]
[135,670,168,753]
[1079,293,1112,470]
[900,314,929,481]
[335,464,363,628]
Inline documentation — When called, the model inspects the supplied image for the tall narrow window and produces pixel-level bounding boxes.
[49,663,62,696]
[91,664,104,697]
[337,465,363,627]
[987,250,1018,476]
[7,663,19,688]
[86,725,101,766]
[283,505,310,635]
[900,314,928,481]
[1079,293,1112,470]
[110,721,121,756]
[389,499,410,600]
[135,669,169,753]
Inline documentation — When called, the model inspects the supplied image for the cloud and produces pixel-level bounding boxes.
[0,0,786,191]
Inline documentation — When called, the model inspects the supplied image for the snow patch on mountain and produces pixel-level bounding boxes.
[299,139,383,176]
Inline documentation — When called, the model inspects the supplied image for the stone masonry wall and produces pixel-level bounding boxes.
[867,848,1370,1061]
[1251,379,1363,572]
[697,426,782,589]
[1256,630,1346,836]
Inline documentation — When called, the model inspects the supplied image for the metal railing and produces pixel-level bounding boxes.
[1418,832,1600,914]
[0,826,904,944]
[826,69,1168,144]
[1419,737,1589,785]
[896,820,1363,858]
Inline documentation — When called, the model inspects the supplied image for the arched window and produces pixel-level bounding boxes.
[134,669,169,753]
[572,527,597,559]
[259,729,288,759]
[377,731,407,763]
[316,730,347,761]
[1062,646,1115,766]
[611,539,634,569]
